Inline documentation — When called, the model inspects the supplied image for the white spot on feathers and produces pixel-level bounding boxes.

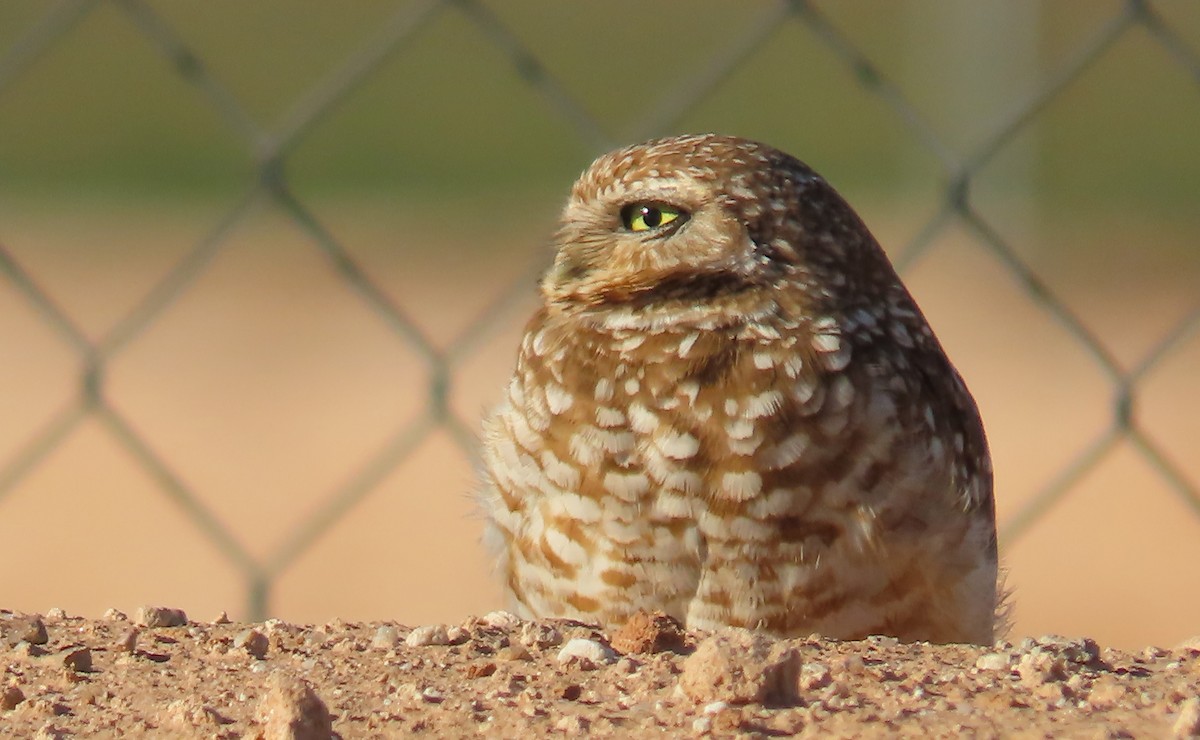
[544,383,574,415]
[603,471,650,502]
[744,389,783,418]
[628,402,659,433]
[655,430,700,460]
[721,471,762,500]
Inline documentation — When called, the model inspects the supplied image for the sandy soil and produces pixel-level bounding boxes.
[2,606,1199,738]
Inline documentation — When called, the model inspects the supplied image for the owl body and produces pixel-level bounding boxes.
[481,135,997,644]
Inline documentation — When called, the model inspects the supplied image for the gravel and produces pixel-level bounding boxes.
[0,606,1198,737]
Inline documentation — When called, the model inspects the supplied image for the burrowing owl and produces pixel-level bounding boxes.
[480,134,997,644]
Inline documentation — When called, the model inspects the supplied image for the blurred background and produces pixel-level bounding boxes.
[0,0,1197,649]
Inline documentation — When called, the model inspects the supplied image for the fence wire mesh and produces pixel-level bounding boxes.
[0,0,1197,628]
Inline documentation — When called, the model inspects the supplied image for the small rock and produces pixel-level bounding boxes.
[1035,635,1100,665]
[976,653,1010,671]
[372,626,399,649]
[4,615,48,646]
[117,627,140,654]
[304,630,328,648]
[480,611,521,630]
[102,608,128,621]
[406,625,451,647]
[615,656,639,674]
[692,716,713,733]
[519,621,563,650]
[212,611,231,625]
[235,629,269,659]
[395,682,424,703]
[256,672,332,740]
[466,661,497,679]
[44,608,68,620]
[1018,649,1067,687]
[62,647,92,673]
[136,606,187,628]
[610,611,688,655]
[799,662,832,691]
[446,626,469,644]
[679,629,801,705]
[703,700,729,715]
[561,684,583,701]
[420,687,444,704]
[1174,697,1200,738]
[556,638,616,669]
[1,684,25,710]
[1143,646,1168,661]
[498,643,532,662]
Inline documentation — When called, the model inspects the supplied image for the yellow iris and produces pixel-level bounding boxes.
[622,203,682,232]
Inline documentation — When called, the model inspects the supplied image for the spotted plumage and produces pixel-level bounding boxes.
[480,134,998,644]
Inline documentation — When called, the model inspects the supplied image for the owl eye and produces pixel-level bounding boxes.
[620,203,684,233]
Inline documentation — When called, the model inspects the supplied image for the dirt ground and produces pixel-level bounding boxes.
[2,606,1199,738]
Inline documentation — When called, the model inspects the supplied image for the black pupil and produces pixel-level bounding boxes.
[640,206,662,228]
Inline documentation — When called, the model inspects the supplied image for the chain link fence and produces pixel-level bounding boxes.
[0,0,1197,631]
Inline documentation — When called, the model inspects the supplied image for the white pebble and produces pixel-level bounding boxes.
[372,626,399,649]
[480,611,521,629]
[975,653,1010,671]
[556,638,615,668]
[136,606,187,628]
[405,625,451,647]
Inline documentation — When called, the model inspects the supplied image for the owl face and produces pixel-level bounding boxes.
[542,135,769,312]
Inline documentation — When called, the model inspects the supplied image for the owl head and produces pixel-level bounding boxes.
[540,134,882,320]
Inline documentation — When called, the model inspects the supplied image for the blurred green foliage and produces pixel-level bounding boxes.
[0,1,1197,212]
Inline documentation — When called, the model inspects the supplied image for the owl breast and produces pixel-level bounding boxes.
[482,292,994,644]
